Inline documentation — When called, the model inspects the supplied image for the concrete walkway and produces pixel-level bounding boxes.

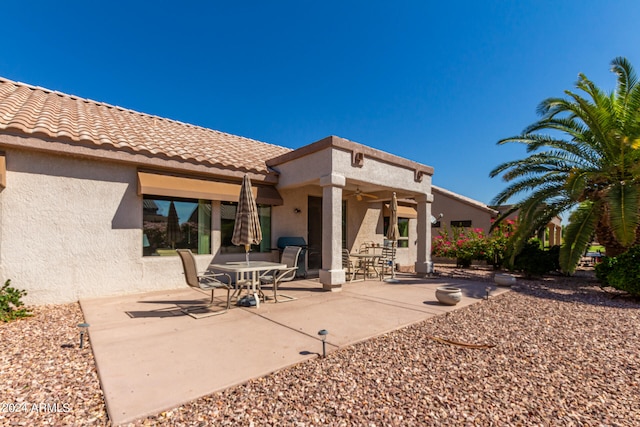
[80,274,507,426]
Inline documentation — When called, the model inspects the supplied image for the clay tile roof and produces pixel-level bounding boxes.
[0,77,292,174]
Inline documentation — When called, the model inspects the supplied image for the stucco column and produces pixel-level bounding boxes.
[548,224,555,246]
[319,173,346,291]
[415,193,434,274]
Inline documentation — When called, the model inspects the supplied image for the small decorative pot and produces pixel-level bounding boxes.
[435,286,462,305]
[494,273,516,287]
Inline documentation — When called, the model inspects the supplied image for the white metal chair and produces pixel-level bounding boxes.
[176,249,232,317]
[260,246,302,302]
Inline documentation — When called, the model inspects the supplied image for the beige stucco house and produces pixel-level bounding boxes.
[0,77,436,305]
[431,185,499,233]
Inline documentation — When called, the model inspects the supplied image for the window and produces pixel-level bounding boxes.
[450,220,472,228]
[143,196,211,256]
[384,217,410,248]
[220,201,272,254]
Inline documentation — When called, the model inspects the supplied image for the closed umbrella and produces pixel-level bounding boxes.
[232,175,262,264]
[385,192,399,282]
[166,201,182,249]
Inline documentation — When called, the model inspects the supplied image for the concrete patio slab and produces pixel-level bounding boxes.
[80,274,508,426]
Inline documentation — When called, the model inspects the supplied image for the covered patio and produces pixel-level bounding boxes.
[268,136,435,291]
[80,274,509,425]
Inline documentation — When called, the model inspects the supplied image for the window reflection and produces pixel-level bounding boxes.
[143,197,211,256]
[220,201,271,254]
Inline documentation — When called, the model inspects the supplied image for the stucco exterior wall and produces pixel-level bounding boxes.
[431,190,495,234]
[347,199,382,250]
[271,187,318,247]
[335,149,431,194]
[0,149,222,305]
[275,145,431,196]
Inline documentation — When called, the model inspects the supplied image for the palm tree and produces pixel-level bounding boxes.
[490,57,640,273]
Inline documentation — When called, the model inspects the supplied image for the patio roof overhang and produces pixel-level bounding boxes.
[267,136,434,199]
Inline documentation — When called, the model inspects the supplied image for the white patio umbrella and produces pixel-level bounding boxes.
[231,175,262,264]
[385,192,400,282]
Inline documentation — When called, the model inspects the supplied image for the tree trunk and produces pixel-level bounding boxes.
[595,221,640,257]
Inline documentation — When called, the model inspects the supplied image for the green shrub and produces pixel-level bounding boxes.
[599,245,640,296]
[0,279,32,322]
[485,218,517,269]
[594,256,617,286]
[512,241,560,278]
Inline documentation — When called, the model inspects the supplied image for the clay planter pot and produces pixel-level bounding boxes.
[435,286,462,305]
[494,273,516,287]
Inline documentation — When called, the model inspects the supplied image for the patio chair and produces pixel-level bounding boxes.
[259,245,302,302]
[342,249,365,282]
[359,242,373,253]
[377,246,396,280]
[176,249,232,317]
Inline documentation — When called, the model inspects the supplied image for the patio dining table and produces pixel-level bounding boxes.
[210,261,286,308]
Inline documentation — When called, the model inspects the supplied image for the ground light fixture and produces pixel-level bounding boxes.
[317,329,328,357]
[77,322,90,348]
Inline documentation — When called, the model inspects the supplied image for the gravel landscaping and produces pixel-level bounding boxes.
[2,267,639,426]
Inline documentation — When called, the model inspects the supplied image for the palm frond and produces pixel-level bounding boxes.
[564,91,615,149]
[606,182,640,247]
[611,56,637,102]
[559,201,600,273]
[490,176,566,206]
[575,73,608,106]
[505,195,570,267]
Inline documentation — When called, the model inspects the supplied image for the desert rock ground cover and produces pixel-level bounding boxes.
[1,267,638,426]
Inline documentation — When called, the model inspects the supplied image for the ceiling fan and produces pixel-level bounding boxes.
[348,188,378,201]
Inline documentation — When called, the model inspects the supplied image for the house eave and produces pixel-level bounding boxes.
[0,133,280,184]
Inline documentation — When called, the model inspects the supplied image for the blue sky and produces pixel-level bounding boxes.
[2,1,640,212]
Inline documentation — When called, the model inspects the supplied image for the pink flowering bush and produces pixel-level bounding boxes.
[432,227,488,268]
[432,219,517,269]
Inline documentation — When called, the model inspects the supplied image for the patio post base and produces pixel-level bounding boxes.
[415,261,433,275]
[319,268,344,292]
[322,283,343,292]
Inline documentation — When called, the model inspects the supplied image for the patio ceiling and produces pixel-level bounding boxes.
[341,180,423,202]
